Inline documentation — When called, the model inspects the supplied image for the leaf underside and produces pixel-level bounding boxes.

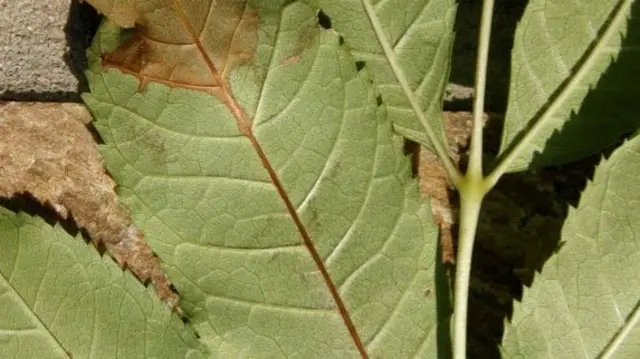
[501,132,640,358]
[501,0,639,171]
[318,0,457,150]
[0,210,205,359]
[82,1,442,358]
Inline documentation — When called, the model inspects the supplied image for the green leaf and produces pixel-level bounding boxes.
[82,2,443,358]
[501,133,640,358]
[499,0,638,171]
[0,209,205,359]
[318,0,457,149]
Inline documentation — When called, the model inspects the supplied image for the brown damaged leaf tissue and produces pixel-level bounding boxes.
[89,0,259,98]
[417,112,478,265]
[0,102,180,311]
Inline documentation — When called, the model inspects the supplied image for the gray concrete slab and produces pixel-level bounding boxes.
[0,0,99,101]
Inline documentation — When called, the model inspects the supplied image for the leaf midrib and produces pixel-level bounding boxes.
[168,1,369,356]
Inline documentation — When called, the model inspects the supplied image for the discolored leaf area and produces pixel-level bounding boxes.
[82,1,443,357]
[0,102,179,310]
[0,209,206,359]
[89,0,260,102]
[501,133,640,358]
[416,111,477,265]
[318,0,457,150]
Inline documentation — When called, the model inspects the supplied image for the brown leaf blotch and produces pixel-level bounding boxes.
[90,0,260,98]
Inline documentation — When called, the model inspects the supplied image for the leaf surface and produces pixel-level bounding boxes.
[317,0,457,148]
[500,0,638,171]
[0,210,205,359]
[501,133,640,358]
[82,2,442,358]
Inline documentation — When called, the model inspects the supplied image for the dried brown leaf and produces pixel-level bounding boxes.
[0,101,179,310]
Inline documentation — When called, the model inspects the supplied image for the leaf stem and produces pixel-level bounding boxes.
[600,300,640,359]
[361,0,462,187]
[452,182,486,359]
[467,0,495,178]
[484,0,633,190]
[450,1,495,357]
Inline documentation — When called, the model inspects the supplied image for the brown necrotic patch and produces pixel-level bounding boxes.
[98,0,259,100]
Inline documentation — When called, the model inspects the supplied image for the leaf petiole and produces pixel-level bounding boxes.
[451,0,496,357]
[452,176,489,359]
[467,0,495,179]
[361,0,495,357]
[600,299,640,359]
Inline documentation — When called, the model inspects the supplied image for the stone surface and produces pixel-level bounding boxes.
[0,0,99,101]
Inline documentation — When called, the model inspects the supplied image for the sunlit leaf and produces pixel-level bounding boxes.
[502,133,640,358]
[0,210,205,359]
[318,0,457,149]
[82,1,444,357]
[500,0,638,171]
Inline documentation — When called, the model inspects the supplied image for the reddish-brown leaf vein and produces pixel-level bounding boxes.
[170,1,369,357]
